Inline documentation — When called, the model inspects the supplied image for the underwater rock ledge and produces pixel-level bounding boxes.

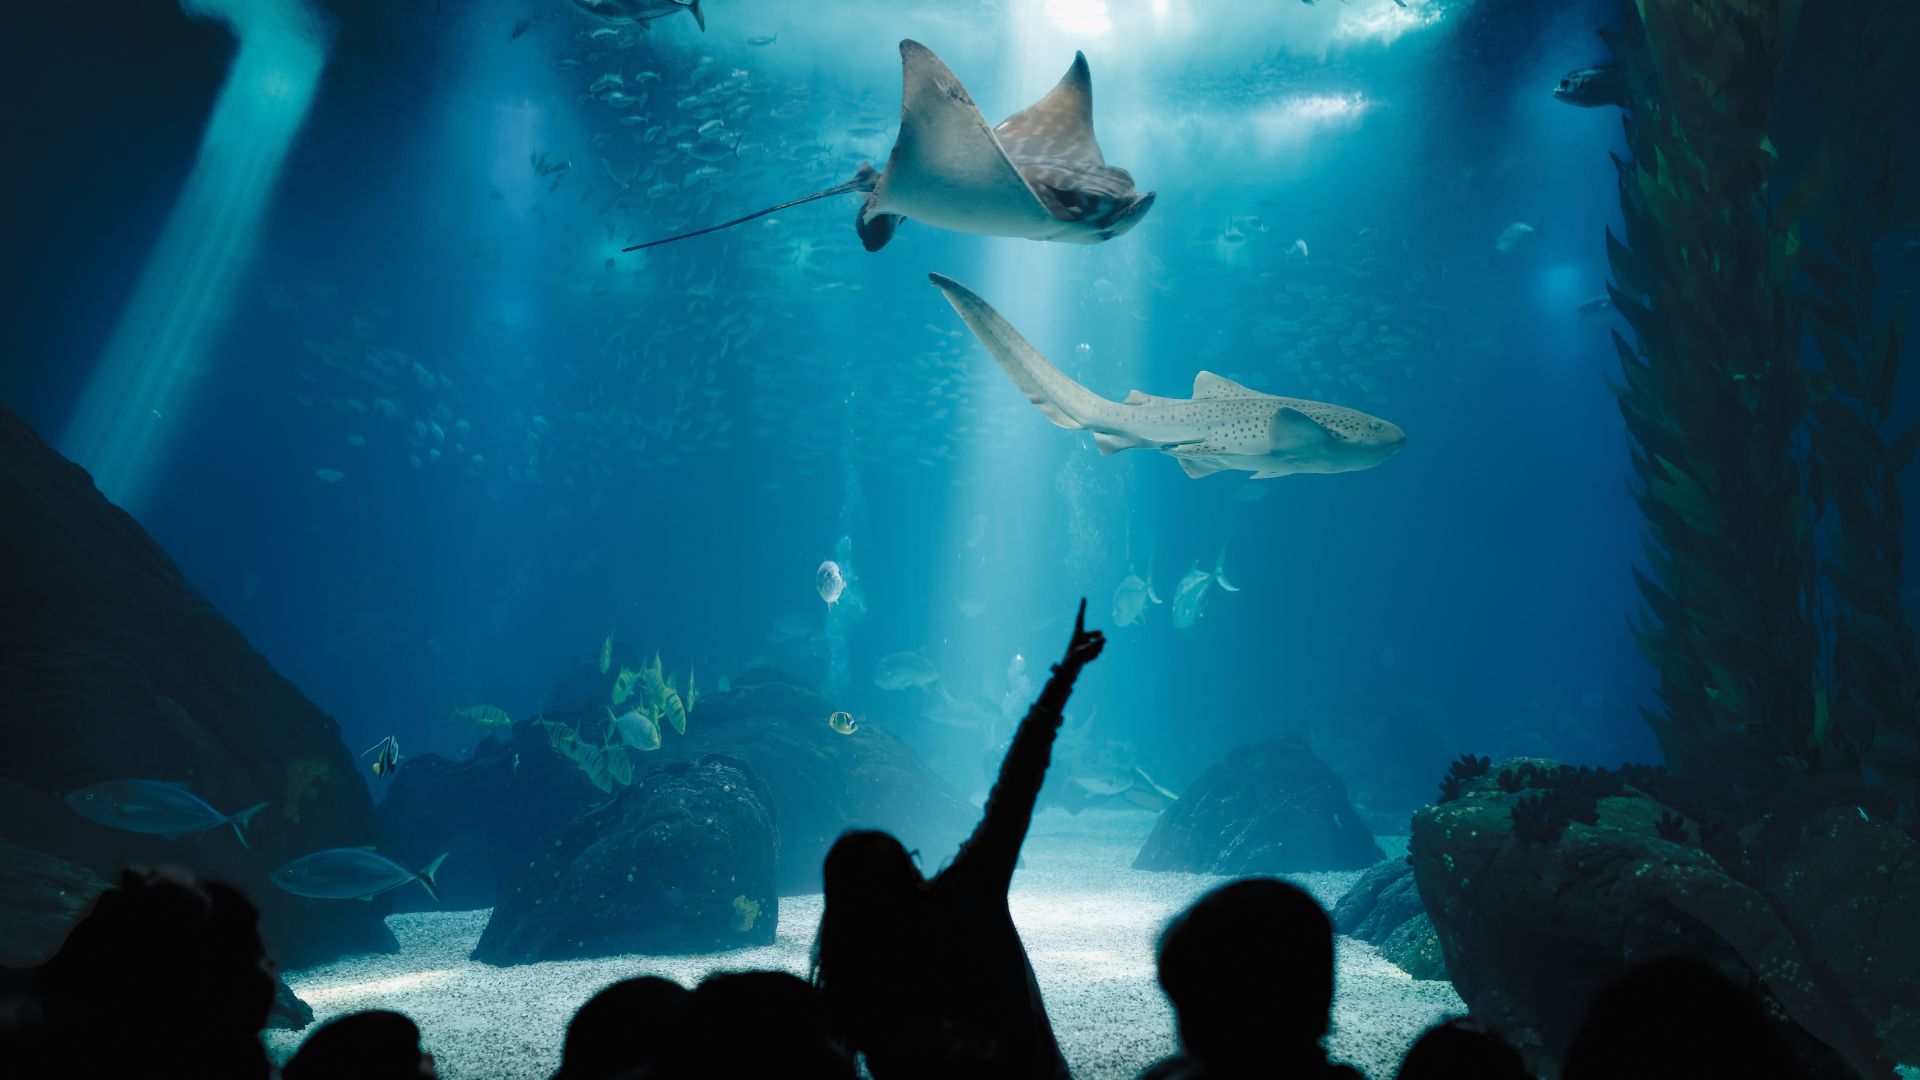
[1133,739,1383,874]
[471,755,778,964]
[0,403,392,968]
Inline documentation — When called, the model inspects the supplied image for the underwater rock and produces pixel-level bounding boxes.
[1132,740,1383,874]
[536,664,973,895]
[267,976,314,1031]
[0,838,109,967]
[1409,758,1884,1078]
[0,404,392,968]
[1332,857,1447,981]
[472,755,777,964]
[375,729,606,913]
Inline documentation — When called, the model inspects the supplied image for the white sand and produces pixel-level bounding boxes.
[266,809,1463,1078]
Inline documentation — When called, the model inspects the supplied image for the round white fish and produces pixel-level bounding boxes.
[816,560,846,606]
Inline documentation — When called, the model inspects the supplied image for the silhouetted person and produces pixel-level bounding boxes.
[811,599,1106,1080]
[552,976,690,1080]
[1562,957,1804,1080]
[1140,878,1363,1080]
[284,1009,436,1080]
[34,865,276,1080]
[657,971,854,1079]
[1394,1019,1529,1080]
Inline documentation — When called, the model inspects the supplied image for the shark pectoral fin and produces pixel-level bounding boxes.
[1091,432,1138,455]
[1270,406,1330,449]
[879,42,1052,234]
[857,200,904,251]
[1250,469,1292,479]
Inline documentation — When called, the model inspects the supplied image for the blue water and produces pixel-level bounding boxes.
[5,0,1662,816]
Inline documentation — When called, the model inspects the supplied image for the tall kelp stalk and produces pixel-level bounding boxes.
[1607,0,1817,813]
[1798,5,1920,825]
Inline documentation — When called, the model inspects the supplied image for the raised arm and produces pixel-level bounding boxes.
[947,599,1106,895]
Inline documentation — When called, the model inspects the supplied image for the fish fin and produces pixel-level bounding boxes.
[683,0,705,32]
[1214,543,1239,592]
[1271,406,1331,448]
[1091,432,1132,455]
[417,853,449,904]
[993,51,1103,166]
[1123,389,1181,406]
[872,42,1051,232]
[1168,445,1226,478]
[1192,371,1267,399]
[228,802,269,850]
[1147,583,1163,604]
[1250,469,1289,479]
[372,761,385,777]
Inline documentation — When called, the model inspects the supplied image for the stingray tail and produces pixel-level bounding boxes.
[623,165,878,252]
[929,274,1119,433]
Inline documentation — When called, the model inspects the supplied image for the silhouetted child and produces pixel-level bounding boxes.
[34,865,276,1080]
[1562,957,1808,1080]
[660,971,854,1079]
[1394,1018,1529,1080]
[283,1009,436,1080]
[1140,878,1363,1080]
[552,976,690,1080]
[811,599,1106,1080]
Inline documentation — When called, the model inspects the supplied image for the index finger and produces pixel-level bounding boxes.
[1074,597,1087,637]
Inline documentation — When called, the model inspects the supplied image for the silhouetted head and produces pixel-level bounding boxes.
[1395,1019,1528,1080]
[1564,957,1800,1080]
[1157,878,1335,1066]
[284,1010,435,1080]
[554,976,690,1080]
[37,865,274,1078]
[672,971,854,1080]
[812,830,925,1038]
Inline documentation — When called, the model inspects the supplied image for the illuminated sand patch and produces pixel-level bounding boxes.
[267,810,1462,1078]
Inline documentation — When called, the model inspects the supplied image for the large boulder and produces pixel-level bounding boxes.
[376,727,606,913]
[0,838,110,967]
[382,664,976,903]
[1332,858,1447,981]
[0,404,391,968]
[1133,740,1384,874]
[1410,759,1887,1078]
[472,755,778,964]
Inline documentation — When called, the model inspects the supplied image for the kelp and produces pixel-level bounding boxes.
[1610,0,1818,810]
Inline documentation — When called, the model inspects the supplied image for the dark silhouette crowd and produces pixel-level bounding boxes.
[0,603,1832,1080]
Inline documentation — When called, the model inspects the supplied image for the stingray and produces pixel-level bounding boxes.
[625,40,1155,253]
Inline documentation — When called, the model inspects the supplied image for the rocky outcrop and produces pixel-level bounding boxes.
[1133,740,1383,874]
[0,404,391,968]
[376,729,605,913]
[1333,858,1447,981]
[382,664,975,903]
[1410,759,1891,1078]
[472,755,778,964]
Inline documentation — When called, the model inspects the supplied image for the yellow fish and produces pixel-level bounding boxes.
[612,665,640,706]
[362,736,402,778]
[450,704,512,728]
[827,711,858,735]
[600,633,613,674]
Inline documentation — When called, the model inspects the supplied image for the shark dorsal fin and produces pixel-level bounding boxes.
[993,52,1103,166]
[870,42,1051,234]
[1192,371,1268,399]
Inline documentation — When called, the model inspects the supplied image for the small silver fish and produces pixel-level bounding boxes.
[817,560,846,606]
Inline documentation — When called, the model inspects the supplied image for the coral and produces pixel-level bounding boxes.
[283,758,330,825]
[1436,774,1464,803]
[1655,810,1690,843]
[1511,794,1566,845]
[1435,753,1490,804]
[1497,768,1524,793]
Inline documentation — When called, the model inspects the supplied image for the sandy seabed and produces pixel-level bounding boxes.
[266,809,1466,1079]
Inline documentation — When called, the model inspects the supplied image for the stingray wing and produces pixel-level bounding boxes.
[868,41,1056,238]
[995,52,1105,165]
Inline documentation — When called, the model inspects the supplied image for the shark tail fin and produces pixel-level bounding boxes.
[228,802,269,850]
[416,854,449,904]
[1214,542,1240,592]
[685,0,706,32]
[930,274,1115,432]
[624,168,875,251]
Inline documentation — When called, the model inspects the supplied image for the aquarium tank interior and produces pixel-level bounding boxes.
[3,0,1919,1077]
